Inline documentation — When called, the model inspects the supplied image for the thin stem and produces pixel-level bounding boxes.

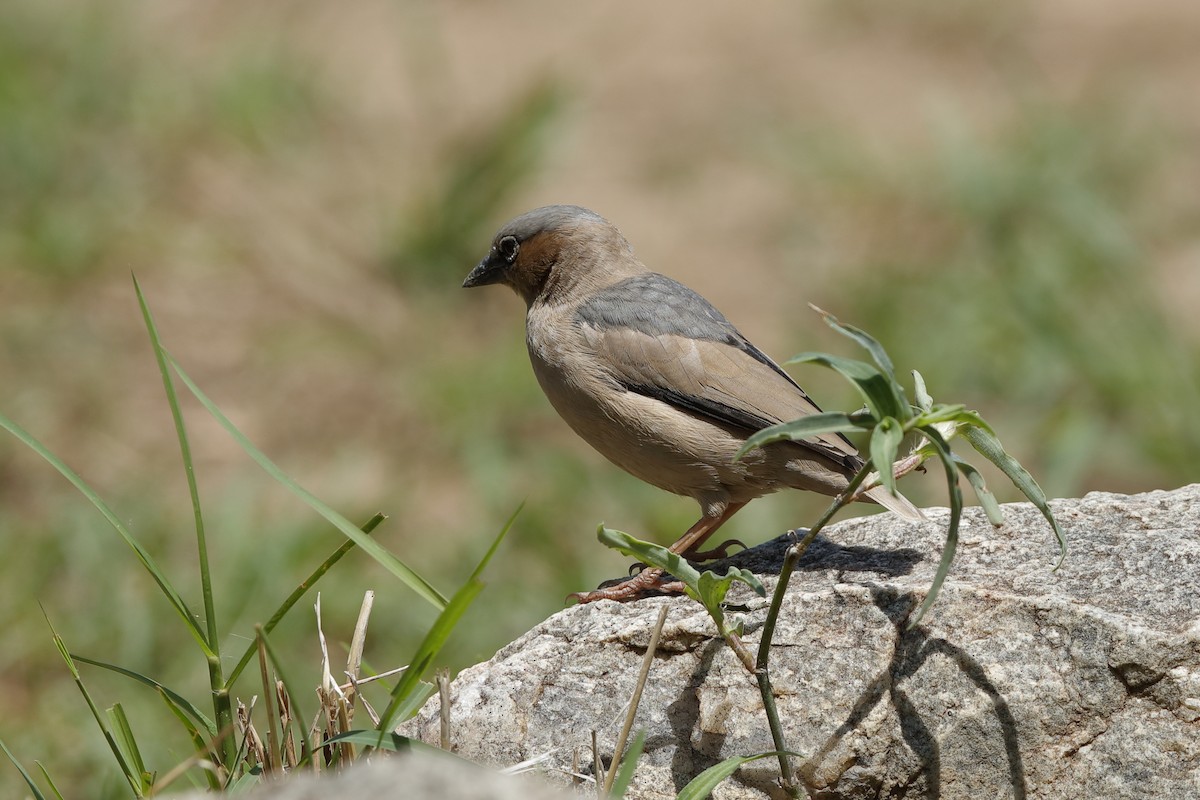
[757,463,871,672]
[135,277,236,767]
[724,631,757,674]
[756,669,802,799]
[751,461,873,798]
[848,451,925,501]
[603,604,668,795]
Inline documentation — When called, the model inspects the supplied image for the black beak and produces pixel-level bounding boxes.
[462,254,505,288]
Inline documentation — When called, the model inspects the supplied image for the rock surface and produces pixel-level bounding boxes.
[178,749,578,800]
[400,486,1200,799]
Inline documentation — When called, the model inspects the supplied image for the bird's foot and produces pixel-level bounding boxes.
[623,537,748,577]
[567,567,686,604]
[680,537,748,562]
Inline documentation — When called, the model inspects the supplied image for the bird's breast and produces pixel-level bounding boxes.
[523,304,753,504]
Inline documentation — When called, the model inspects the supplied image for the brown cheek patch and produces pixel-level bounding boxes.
[515,231,563,298]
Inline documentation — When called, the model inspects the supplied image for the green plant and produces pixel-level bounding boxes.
[600,307,1065,798]
[0,277,511,793]
[775,102,1200,497]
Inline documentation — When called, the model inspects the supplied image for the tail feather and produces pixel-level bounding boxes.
[864,485,925,522]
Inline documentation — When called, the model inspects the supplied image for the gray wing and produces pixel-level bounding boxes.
[576,273,862,469]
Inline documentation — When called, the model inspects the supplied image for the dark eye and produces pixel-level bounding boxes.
[497,235,519,262]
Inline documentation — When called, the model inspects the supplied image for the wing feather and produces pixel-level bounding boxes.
[583,324,861,470]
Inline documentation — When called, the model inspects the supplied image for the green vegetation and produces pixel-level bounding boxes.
[602,310,1064,797]
[1,0,1196,796]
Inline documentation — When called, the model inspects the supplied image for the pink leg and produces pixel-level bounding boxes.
[568,502,748,604]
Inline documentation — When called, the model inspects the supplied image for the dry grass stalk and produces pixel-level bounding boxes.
[437,667,452,751]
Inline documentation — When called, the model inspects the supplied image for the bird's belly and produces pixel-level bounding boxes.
[527,340,770,505]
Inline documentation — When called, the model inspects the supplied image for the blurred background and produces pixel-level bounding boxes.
[2,0,1198,794]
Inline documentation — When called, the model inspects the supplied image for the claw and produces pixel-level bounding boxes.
[681,538,748,562]
[567,567,686,604]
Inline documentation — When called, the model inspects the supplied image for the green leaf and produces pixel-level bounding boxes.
[811,304,897,379]
[44,611,143,796]
[694,567,766,637]
[33,763,66,800]
[696,567,765,605]
[915,405,992,433]
[597,528,762,637]
[912,404,968,427]
[387,680,437,724]
[71,654,217,736]
[227,512,386,687]
[166,353,448,611]
[375,507,518,737]
[377,579,481,738]
[134,275,218,652]
[734,411,862,461]
[609,729,646,799]
[912,370,933,412]
[226,769,262,792]
[869,416,903,498]
[0,738,48,800]
[468,502,523,582]
[321,730,477,768]
[908,427,961,630]
[676,752,802,800]
[597,526,701,587]
[952,457,1005,527]
[0,412,212,655]
[963,425,1067,569]
[787,353,906,421]
[322,730,421,751]
[155,691,221,791]
[107,704,152,793]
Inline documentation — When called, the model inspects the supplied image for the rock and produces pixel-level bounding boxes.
[176,749,577,800]
[399,486,1200,799]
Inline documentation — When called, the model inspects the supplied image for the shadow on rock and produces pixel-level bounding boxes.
[802,587,1028,799]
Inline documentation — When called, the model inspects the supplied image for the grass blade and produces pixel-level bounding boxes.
[912,404,969,426]
[165,352,448,610]
[43,610,143,796]
[320,730,471,757]
[155,691,221,790]
[963,425,1067,568]
[375,507,518,735]
[386,680,437,724]
[468,503,522,582]
[133,276,217,648]
[608,729,646,799]
[133,274,233,761]
[908,427,962,629]
[376,578,483,737]
[0,412,212,655]
[676,752,801,800]
[70,654,217,736]
[227,512,386,687]
[33,762,66,800]
[107,704,151,792]
[0,738,48,800]
[734,412,861,461]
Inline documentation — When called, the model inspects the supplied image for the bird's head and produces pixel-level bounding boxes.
[463,205,638,306]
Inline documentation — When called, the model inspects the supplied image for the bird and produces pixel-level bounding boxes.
[462,204,922,603]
